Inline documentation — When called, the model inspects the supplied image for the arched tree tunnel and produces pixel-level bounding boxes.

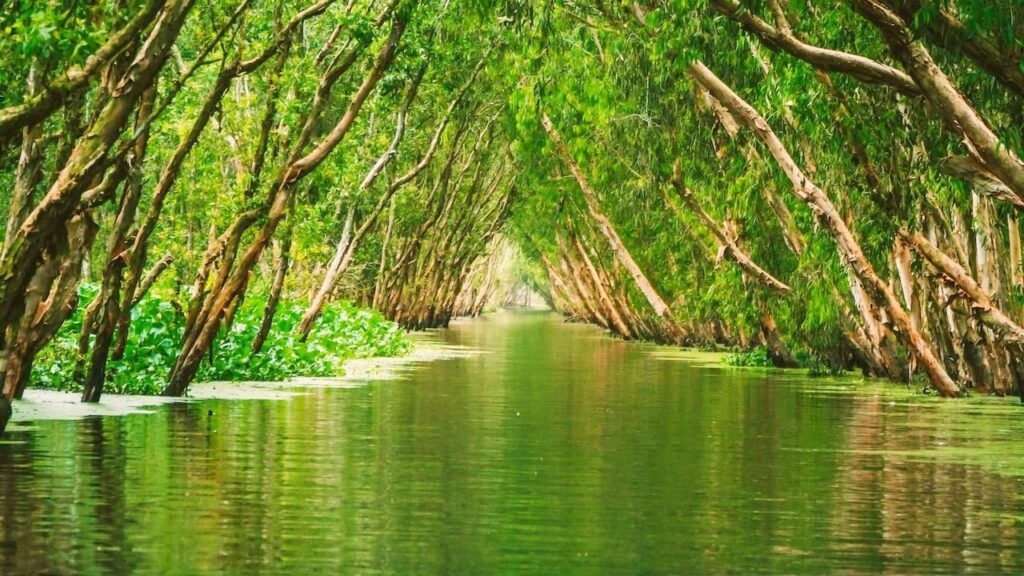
[3,0,1024,433]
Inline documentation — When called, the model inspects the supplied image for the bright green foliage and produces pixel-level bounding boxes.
[3,0,1024,402]
[199,301,411,384]
[32,286,409,395]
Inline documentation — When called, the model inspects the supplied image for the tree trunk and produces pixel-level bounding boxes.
[164,15,407,396]
[902,230,1024,350]
[572,232,631,338]
[2,65,45,261]
[541,113,678,324]
[1009,215,1023,289]
[688,61,960,396]
[80,82,158,403]
[668,160,790,294]
[850,0,1024,207]
[297,209,354,339]
[0,0,194,425]
[759,304,800,368]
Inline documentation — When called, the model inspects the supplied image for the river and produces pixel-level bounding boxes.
[1,311,1023,574]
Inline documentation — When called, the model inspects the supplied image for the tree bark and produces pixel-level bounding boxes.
[1010,215,1023,289]
[297,209,354,339]
[759,303,800,368]
[688,60,960,396]
[850,0,1024,207]
[541,113,677,323]
[252,235,292,355]
[902,230,1024,350]
[0,0,195,421]
[709,0,920,96]
[80,82,159,403]
[164,15,408,396]
[572,232,632,337]
[2,65,45,261]
[0,0,193,324]
[907,1,1024,100]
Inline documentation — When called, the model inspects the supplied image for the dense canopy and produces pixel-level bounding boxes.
[2,0,1024,433]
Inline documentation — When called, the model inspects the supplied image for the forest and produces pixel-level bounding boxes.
[1,0,1023,435]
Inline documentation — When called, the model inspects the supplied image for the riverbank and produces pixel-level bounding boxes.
[13,309,1021,431]
[7,332,480,429]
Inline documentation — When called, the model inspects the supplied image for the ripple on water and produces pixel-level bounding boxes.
[0,313,1022,574]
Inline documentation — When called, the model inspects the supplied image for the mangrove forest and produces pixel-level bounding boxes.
[2,0,1024,573]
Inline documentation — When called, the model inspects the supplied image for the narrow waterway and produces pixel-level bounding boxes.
[1,312,1023,574]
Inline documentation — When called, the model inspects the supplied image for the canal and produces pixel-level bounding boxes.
[1,312,1023,574]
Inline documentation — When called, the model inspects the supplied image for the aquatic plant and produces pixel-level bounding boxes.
[31,286,409,395]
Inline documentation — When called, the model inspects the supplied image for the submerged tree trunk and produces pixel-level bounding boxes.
[80,83,159,403]
[758,303,800,368]
[3,213,96,415]
[571,231,631,338]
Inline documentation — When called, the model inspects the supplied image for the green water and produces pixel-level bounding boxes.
[1,312,1023,574]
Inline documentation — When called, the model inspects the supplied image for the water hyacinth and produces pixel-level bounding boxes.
[32,285,410,395]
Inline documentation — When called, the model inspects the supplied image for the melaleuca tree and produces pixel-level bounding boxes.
[3,0,1024,435]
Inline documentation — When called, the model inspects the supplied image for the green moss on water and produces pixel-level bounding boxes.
[641,346,729,369]
[648,341,1024,479]
[794,374,1024,478]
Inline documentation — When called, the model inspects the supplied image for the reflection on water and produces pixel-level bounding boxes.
[0,312,1022,574]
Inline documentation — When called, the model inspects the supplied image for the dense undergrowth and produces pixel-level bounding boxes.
[32,286,411,395]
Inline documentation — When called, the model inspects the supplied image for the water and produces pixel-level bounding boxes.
[1,312,1023,574]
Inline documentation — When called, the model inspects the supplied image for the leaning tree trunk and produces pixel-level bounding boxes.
[850,0,1024,207]
[665,160,798,366]
[80,83,158,403]
[2,65,46,261]
[571,230,631,338]
[688,60,960,397]
[0,0,194,433]
[112,0,319,361]
[252,232,293,355]
[668,160,791,294]
[297,209,354,340]
[541,113,681,330]
[164,15,407,397]
[901,230,1024,350]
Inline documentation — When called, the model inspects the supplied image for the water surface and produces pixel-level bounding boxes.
[1,312,1023,574]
